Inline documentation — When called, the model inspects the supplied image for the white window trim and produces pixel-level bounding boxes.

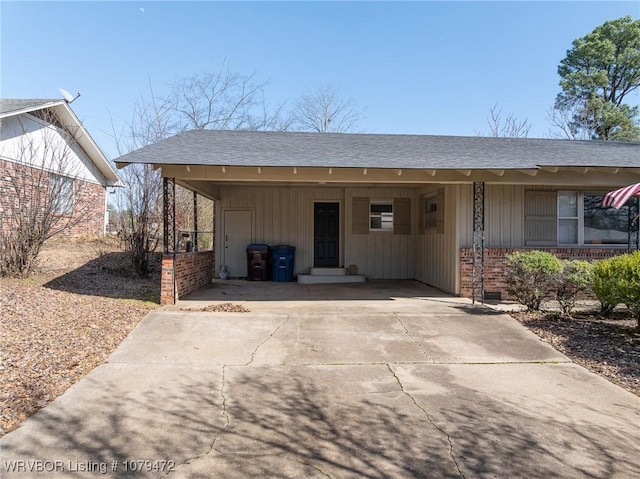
[369,200,393,232]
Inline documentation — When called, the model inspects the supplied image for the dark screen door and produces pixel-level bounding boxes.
[314,202,339,267]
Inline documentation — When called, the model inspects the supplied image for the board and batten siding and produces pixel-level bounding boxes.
[218,185,419,279]
[458,184,528,248]
[416,184,460,295]
[217,186,345,276]
[344,187,417,280]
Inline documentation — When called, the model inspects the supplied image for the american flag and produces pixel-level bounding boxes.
[602,183,640,210]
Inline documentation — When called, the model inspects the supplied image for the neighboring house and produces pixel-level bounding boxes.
[114,130,640,304]
[0,99,121,238]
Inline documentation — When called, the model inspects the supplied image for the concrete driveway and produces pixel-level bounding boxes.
[2,281,639,478]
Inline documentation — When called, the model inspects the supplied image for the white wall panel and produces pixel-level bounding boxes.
[344,187,417,280]
[416,184,460,294]
[220,186,344,275]
[0,114,106,184]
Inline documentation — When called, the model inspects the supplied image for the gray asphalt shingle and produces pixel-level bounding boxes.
[0,99,62,117]
[114,129,640,170]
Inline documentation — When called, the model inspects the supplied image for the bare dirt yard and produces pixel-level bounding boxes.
[0,237,160,436]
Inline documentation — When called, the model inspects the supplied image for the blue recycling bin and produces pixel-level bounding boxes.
[271,245,296,282]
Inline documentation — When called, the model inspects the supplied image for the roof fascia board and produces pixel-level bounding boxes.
[156,164,640,187]
[52,102,123,186]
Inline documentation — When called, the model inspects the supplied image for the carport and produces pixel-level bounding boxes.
[114,130,640,306]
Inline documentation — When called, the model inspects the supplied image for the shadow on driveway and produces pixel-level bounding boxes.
[2,362,636,478]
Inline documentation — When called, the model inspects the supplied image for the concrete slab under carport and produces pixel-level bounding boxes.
[1,281,639,478]
[173,279,482,314]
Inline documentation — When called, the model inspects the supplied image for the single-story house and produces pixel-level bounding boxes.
[114,130,640,305]
[0,99,121,237]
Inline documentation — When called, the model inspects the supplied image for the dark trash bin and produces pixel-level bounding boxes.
[271,245,296,282]
[246,244,270,281]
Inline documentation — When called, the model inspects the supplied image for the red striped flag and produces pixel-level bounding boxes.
[602,183,640,209]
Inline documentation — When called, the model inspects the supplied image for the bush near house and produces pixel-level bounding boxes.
[506,250,640,330]
[593,252,640,328]
[505,250,562,311]
[593,256,624,316]
[553,260,594,317]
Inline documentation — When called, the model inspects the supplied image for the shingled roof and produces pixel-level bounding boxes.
[0,99,64,117]
[1,98,122,186]
[114,130,640,170]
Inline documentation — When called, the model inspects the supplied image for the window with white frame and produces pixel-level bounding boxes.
[51,174,74,215]
[370,201,393,231]
[558,191,628,245]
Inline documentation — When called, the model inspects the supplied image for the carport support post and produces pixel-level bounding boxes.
[162,177,176,305]
[193,191,198,252]
[472,181,485,304]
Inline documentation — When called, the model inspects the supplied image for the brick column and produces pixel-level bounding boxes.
[160,255,175,305]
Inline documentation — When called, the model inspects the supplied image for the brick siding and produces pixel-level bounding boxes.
[0,159,106,238]
[460,247,627,299]
[160,251,215,305]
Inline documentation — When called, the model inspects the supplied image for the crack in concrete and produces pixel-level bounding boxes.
[386,364,466,479]
[243,315,291,366]
[393,312,433,362]
[171,364,230,472]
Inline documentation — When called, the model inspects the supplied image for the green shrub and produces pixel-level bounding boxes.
[593,252,640,327]
[553,260,594,317]
[505,251,562,311]
[593,257,622,316]
[615,251,640,327]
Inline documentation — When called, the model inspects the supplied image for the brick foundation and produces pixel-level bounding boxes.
[460,247,627,299]
[160,251,215,305]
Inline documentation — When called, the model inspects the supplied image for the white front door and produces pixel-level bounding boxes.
[223,210,253,278]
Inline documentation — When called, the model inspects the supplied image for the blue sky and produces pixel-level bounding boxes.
[1,1,638,159]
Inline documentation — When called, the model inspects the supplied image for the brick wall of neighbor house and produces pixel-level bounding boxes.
[160,251,215,305]
[0,159,106,238]
[65,181,106,238]
[459,247,627,299]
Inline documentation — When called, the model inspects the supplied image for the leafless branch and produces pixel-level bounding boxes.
[478,104,531,138]
[0,108,95,276]
[293,84,362,133]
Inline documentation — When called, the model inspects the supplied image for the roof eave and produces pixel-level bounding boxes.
[52,102,122,186]
[0,100,66,119]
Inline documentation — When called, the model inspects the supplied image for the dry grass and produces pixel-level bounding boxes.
[0,237,160,436]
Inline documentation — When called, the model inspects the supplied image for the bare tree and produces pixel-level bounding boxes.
[111,92,167,277]
[478,104,531,138]
[114,162,162,277]
[546,106,591,140]
[292,84,361,133]
[0,109,94,277]
[168,67,292,131]
[111,65,290,276]
[173,184,215,251]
